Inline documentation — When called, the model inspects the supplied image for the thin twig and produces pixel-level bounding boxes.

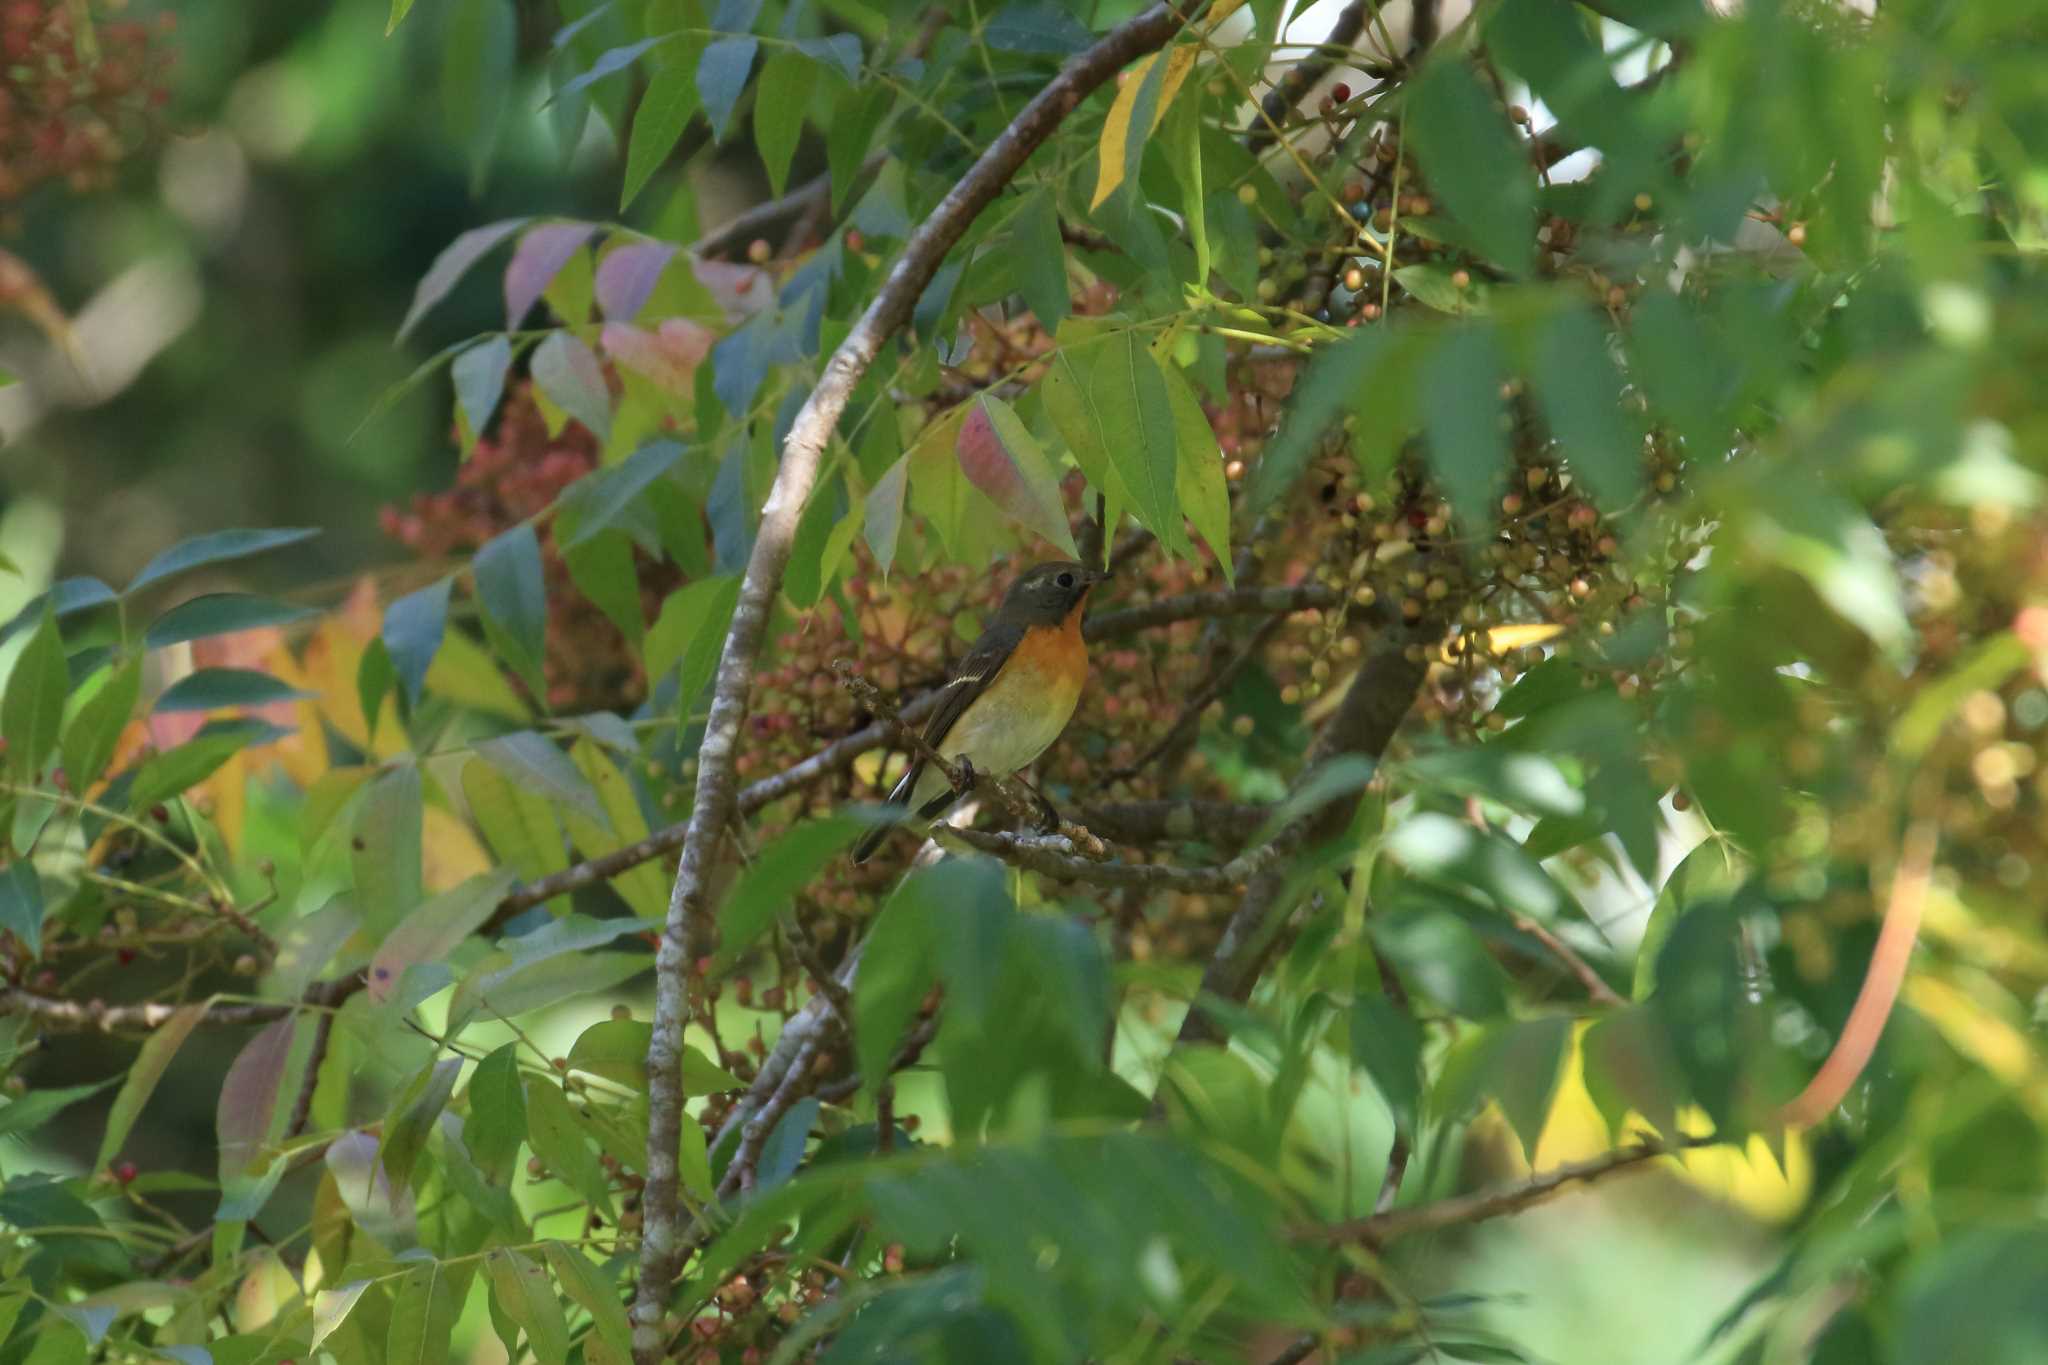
[0,972,364,1034]
[1314,1136,1715,1246]
[1245,0,1372,155]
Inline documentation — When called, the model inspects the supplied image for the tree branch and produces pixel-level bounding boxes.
[1314,1136,1714,1246]
[1084,583,1340,639]
[1173,612,1446,1050]
[0,972,364,1034]
[1245,0,1373,155]
[631,6,1213,1354]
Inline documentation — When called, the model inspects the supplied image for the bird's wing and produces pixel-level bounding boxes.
[887,620,1023,804]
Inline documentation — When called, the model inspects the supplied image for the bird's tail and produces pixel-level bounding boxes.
[849,758,968,863]
[850,759,922,864]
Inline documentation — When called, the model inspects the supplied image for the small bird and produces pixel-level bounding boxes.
[850,560,1107,863]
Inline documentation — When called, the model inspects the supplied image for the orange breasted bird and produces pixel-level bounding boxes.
[850,561,1107,863]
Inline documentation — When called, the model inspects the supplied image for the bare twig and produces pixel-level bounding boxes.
[632,14,1210,1347]
[1075,799,1270,848]
[0,972,364,1034]
[286,1007,336,1140]
[942,826,1269,892]
[1314,1136,1715,1246]
[1107,615,1285,780]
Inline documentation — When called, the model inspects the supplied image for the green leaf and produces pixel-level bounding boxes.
[144,593,317,650]
[310,1280,373,1353]
[460,757,565,896]
[0,861,42,957]
[956,393,1079,556]
[1042,326,1180,552]
[0,1076,116,1142]
[1493,1016,1570,1158]
[96,1001,209,1172]
[682,1044,746,1096]
[1408,56,1535,273]
[129,720,281,813]
[562,530,644,648]
[525,1080,614,1214]
[1351,992,1422,1136]
[387,0,416,33]
[754,49,811,197]
[453,335,513,441]
[125,528,319,597]
[369,869,519,1004]
[531,332,613,441]
[476,730,606,824]
[382,578,453,709]
[381,1056,463,1190]
[2,609,66,781]
[719,816,867,964]
[567,1018,652,1090]
[358,638,396,740]
[1158,357,1232,576]
[864,455,909,573]
[557,440,684,549]
[398,218,528,341]
[1373,900,1511,1018]
[465,1042,528,1184]
[698,36,757,142]
[1012,188,1068,331]
[153,668,310,714]
[646,574,741,710]
[486,1247,572,1363]
[1253,324,1417,515]
[1393,263,1471,313]
[1401,746,1583,819]
[855,861,976,1103]
[544,1242,633,1359]
[756,1095,820,1191]
[1582,1004,1680,1139]
[622,65,699,211]
[473,525,548,697]
[1530,308,1644,512]
[353,764,425,942]
[1898,1224,2048,1365]
[786,474,846,610]
[1421,323,1512,536]
[386,1260,464,1365]
[1384,811,1569,920]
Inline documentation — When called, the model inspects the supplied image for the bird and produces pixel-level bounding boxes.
[850,560,1108,863]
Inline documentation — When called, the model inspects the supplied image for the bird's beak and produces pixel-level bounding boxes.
[1085,566,1110,586]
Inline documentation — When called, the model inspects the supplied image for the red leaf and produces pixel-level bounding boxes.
[955,394,1078,556]
[504,222,595,329]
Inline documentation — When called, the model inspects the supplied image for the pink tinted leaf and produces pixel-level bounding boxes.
[599,319,716,394]
[504,222,595,329]
[398,217,528,341]
[955,394,1078,556]
[217,1015,297,1177]
[594,240,678,321]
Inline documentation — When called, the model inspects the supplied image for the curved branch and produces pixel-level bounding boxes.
[0,973,365,1034]
[1315,1135,1714,1246]
[631,6,1213,1355]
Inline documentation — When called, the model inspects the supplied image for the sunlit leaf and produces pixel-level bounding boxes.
[1091,43,1195,210]
[486,1247,572,1363]
[525,1080,614,1214]
[754,49,812,197]
[567,1017,653,1090]
[96,1001,209,1173]
[2,608,65,781]
[623,65,700,211]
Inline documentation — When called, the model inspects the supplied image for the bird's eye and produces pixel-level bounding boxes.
[1057,571,1075,589]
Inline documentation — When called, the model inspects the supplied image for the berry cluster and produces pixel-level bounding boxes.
[0,1,174,210]
[381,380,684,711]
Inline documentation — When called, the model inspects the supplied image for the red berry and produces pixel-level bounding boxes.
[1330,82,1352,104]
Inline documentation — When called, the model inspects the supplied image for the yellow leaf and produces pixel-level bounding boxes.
[421,801,492,892]
[1904,973,2048,1119]
[206,747,249,857]
[1091,44,1198,211]
[561,740,670,919]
